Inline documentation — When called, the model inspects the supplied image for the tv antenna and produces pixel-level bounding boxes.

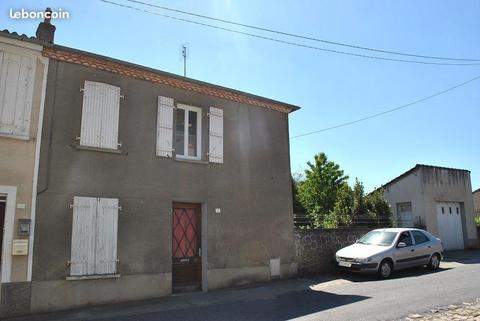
[180,43,189,77]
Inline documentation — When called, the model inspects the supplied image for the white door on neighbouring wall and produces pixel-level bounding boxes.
[436,202,464,250]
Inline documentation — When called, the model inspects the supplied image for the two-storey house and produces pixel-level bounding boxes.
[0,29,49,316]
[13,28,300,315]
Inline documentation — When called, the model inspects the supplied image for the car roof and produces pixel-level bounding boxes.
[372,228,425,233]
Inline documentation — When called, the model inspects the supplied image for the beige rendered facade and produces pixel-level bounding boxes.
[0,34,48,286]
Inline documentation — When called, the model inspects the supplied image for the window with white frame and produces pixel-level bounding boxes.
[79,81,121,150]
[70,196,119,276]
[0,50,36,139]
[156,96,223,163]
[174,104,202,159]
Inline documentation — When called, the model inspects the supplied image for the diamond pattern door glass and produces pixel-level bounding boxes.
[173,208,198,258]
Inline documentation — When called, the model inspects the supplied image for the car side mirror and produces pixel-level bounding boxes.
[397,242,407,248]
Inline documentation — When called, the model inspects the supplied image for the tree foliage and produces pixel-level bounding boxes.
[297,153,348,226]
[326,183,353,228]
[365,188,392,226]
[295,153,392,228]
[291,174,306,214]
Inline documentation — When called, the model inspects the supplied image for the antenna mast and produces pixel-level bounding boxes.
[182,44,188,77]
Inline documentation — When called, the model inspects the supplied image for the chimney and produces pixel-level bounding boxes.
[35,7,56,43]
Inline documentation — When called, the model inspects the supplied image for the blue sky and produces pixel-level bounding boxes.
[2,0,479,191]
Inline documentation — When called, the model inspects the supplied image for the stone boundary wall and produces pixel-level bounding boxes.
[294,228,371,275]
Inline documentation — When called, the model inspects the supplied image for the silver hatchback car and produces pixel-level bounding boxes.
[335,228,444,278]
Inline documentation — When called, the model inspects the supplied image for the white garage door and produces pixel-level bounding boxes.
[436,202,464,250]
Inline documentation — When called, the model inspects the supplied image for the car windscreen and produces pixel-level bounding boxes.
[357,231,398,246]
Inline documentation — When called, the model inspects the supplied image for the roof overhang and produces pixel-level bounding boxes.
[42,45,300,114]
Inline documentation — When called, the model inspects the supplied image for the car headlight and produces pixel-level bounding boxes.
[356,257,371,263]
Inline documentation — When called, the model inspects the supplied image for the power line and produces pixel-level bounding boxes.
[100,0,480,66]
[124,0,480,63]
[290,74,480,139]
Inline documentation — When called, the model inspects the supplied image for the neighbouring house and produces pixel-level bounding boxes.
[473,188,480,217]
[0,21,299,316]
[0,29,49,313]
[382,164,478,250]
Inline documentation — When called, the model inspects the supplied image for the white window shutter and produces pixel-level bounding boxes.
[156,96,174,157]
[209,107,223,163]
[95,198,119,275]
[80,81,121,149]
[79,81,97,147]
[0,51,35,138]
[70,197,97,276]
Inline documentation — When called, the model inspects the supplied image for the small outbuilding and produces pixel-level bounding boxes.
[382,164,478,250]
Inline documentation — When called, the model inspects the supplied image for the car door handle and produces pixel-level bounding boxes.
[410,249,415,252]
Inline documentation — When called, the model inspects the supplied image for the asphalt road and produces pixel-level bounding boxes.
[8,251,480,321]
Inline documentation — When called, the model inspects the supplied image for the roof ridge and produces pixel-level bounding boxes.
[382,164,471,189]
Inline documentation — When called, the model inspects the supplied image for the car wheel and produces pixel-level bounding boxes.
[378,260,393,279]
[428,254,440,270]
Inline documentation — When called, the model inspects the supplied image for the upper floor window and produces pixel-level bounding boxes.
[175,104,201,160]
[79,81,121,150]
[156,96,223,163]
[0,50,35,139]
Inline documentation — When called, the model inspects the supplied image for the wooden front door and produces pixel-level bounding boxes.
[172,203,201,292]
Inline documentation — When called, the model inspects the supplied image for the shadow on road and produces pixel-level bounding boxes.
[120,289,369,321]
[330,265,452,283]
[443,250,480,264]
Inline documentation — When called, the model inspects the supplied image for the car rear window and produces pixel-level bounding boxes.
[357,231,398,246]
[412,230,430,244]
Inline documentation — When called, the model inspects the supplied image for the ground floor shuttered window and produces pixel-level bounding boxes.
[70,196,119,276]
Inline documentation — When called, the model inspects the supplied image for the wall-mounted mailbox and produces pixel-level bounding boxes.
[12,239,29,256]
[18,219,31,236]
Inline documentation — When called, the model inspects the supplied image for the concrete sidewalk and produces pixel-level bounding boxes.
[4,275,346,321]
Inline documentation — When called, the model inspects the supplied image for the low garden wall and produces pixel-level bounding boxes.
[294,228,371,275]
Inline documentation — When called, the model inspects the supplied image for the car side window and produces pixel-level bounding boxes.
[412,231,430,244]
[398,232,413,246]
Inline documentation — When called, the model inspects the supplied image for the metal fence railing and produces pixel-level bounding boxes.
[293,213,312,228]
[293,213,391,229]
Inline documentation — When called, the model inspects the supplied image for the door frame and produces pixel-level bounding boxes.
[0,185,17,283]
[172,202,203,291]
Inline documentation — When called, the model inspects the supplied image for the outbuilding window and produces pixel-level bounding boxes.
[397,202,413,227]
[69,196,119,277]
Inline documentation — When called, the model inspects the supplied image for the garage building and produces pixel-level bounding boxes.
[382,164,478,250]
